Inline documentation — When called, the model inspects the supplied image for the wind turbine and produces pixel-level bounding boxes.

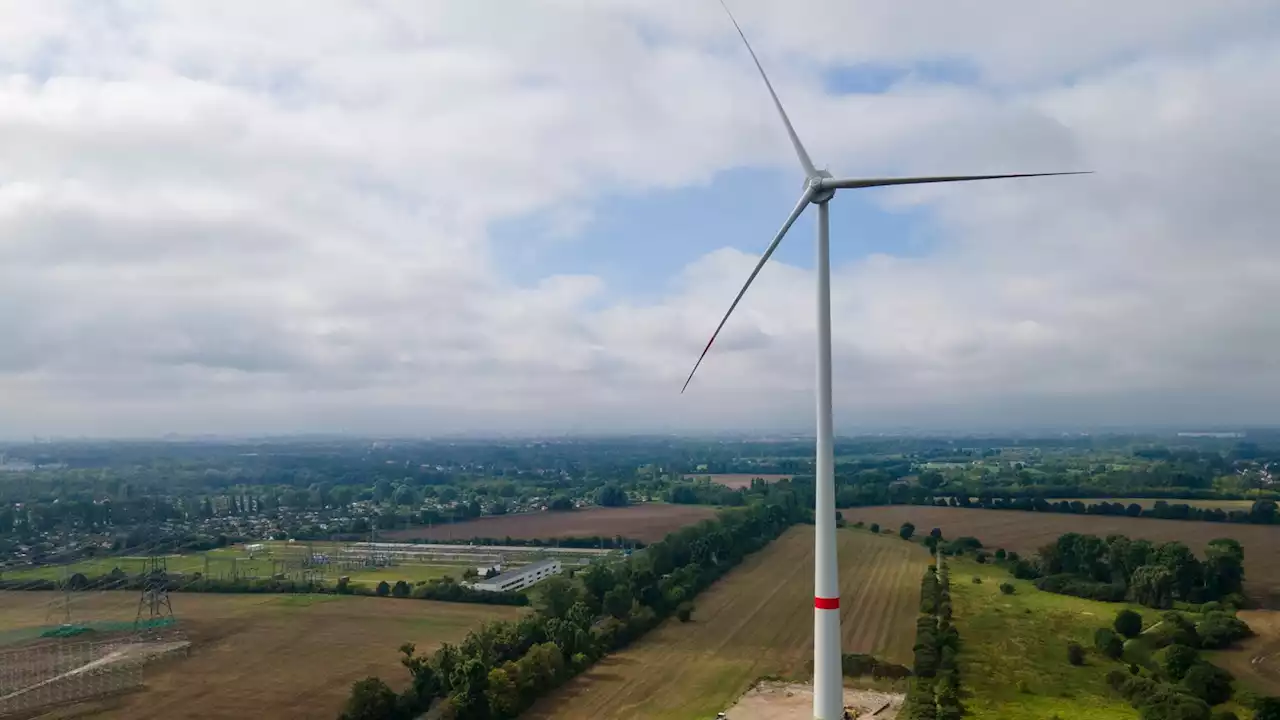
[681,3,1089,719]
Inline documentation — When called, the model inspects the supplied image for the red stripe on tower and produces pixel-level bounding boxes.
[814,596,840,610]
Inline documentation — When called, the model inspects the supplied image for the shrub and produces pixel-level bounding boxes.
[1182,661,1234,706]
[1067,642,1085,666]
[1095,627,1124,659]
[999,582,1016,595]
[1198,612,1252,649]
[676,602,694,623]
[1115,609,1144,639]
[391,580,410,598]
[375,581,391,597]
[971,576,982,584]
[994,548,1007,560]
[869,523,880,533]
[1163,644,1199,681]
[1106,669,1130,691]
[900,522,916,541]
[1211,711,1239,720]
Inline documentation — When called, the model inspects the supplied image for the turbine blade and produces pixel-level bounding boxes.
[682,189,813,394]
[718,0,817,178]
[819,171,1091,190]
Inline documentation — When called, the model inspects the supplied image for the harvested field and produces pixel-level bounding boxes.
[1208,609,1280,696]
[682,473,793,490]
[1059,497,1255,510]
[0,591,523,719]
[383,504,719,543]
[525,526,928,720]
[842,506,1280,607]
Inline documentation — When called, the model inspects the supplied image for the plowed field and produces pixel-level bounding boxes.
[526,526,929,720]
[383,504,718,543]
[842,505,1280,606]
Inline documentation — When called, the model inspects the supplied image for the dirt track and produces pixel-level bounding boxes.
[1209,609,1280,696]
[384,504,718,543]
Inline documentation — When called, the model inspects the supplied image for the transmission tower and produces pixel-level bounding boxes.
[133,556,174,636]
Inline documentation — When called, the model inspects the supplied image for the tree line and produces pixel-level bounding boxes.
[904,556,962,720]
[338,493,805,720]
[927,495,1280,528]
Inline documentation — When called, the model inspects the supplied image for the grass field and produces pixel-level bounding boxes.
[843,506,1280,607]
[949,556,1146,720]
[0,549,275,582]
[525,526,929,720]
[681,474,793,490]
[0,591,524,719]
[383,504,719,543]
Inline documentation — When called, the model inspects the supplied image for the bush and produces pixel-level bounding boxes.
[1067,642,1085,666]
[900,522,916,541]
[1163,644,1199,681]
[1095,627,1124,659]
[1106,669,1130,691]
[1198,612,1252,649]
[1115,609,1144,639]
[1182,661,1234,706]
[994,548,1007,561]
[676,602,694,623]
[375,581,391,597]
[971,576,983,584]
[999,582,1016,595]
[340,677,399,720]
[869,523,880,533]
[1211,711,1238,720]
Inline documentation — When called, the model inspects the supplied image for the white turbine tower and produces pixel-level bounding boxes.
[682,4,1090,719]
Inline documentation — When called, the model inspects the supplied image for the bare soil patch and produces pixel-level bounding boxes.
[724,681,902,720]
[1208,609,1280,696]
[383,504,719,543]
[842,505,1280,607]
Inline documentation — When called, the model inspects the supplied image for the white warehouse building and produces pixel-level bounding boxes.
[472,559,562,593]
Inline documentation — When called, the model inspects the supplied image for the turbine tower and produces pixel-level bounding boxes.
[683,4,1089,718]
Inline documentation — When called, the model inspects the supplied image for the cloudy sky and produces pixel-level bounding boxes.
[2,1,1279,438]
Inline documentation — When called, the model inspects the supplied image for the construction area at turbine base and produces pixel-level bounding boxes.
[0,637,189,716]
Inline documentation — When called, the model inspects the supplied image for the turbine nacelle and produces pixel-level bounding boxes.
[806,170,835,204]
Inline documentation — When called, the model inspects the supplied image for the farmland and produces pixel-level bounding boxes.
[382,504,719,543]
[0,591,524,719]
[1060,497,1255,511]
[682,473,794,489]
[525,525,929,720]
[842,505,1280,606]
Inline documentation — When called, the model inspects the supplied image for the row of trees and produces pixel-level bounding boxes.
[339,495,805,719]
[904,557,962,720]
[1024,533,1245,608]
[929,495,1280,527]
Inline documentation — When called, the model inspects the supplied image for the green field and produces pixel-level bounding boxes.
[0,547,471,590]
[951,556,1147,720]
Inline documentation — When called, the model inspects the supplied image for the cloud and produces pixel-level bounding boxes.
[0,1,1278,436]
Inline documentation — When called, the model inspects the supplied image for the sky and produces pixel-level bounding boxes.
[2,0,1280,438]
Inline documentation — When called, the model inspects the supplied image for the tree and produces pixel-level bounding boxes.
[900,522,916,541]
[375,580,391,597]
[1115,609,1144,638]
[999,583,1015,595]
[604,586,633,620]
[869,523,880,533]
[1094,628,1124,659]
[537,575,580,619]
[1067,641,1085,666]
[595,484,628,507]
[1130,565,1175,608]
[1182,661,1233,706]
[392,580,410,598]
[1253,697,1280,720]
[1164,644,1199,682]
[930,527,943,539]
[486,667,520,718]
[340,677,400,720]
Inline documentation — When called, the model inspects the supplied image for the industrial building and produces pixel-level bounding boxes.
[471,558,561,593]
